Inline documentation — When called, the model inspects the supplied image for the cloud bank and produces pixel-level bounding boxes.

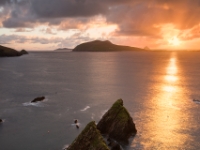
[0,0,200,50]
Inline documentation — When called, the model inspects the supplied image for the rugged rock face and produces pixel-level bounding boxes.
[31,96,45,103]
[0,45,22,57]
[73,40,143,52]
[67,121,109,150]
[97,99,137,144]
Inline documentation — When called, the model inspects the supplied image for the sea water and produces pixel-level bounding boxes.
[0,51,200,150]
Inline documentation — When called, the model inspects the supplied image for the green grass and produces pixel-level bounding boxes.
[68,121,109,150]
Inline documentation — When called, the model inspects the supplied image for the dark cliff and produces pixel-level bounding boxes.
[0,45,28,57]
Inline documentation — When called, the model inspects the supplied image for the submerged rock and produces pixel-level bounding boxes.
[31,96,45,103]
[97,99,137,144]
[67,121,109,150]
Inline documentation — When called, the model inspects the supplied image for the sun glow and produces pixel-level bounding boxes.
[168,36,181,46]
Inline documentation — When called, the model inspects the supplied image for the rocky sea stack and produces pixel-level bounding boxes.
[67,121,109,150]
[0,45,28,57]
[97,99,137,144]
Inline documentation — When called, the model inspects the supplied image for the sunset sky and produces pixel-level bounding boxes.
[0,0,200,50]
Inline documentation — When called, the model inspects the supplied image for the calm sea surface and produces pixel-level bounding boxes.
[0,51,200,150]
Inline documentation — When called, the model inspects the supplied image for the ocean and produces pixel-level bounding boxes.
[0,51,200,150]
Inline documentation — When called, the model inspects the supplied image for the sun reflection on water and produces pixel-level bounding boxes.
[138,53,190,149]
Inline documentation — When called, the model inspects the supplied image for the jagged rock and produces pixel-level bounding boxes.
[97,99,137,144]
[31,96,45,103]
[67,121,109,150]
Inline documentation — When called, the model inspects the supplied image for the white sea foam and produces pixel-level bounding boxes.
[22,102,46,107]
[71,123,80,126]
[100,109,108,118]
[62,144,69,150]
[91,113,95,120]
[80,106,90,111]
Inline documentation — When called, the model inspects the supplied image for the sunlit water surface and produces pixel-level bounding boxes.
[0,51,200,150]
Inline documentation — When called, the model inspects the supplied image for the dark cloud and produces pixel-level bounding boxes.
[0,0,200,41]
[0,0,9,5]
[0,34,63,45]
[31,0,108,18]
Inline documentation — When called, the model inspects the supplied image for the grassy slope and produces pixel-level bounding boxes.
[73,40,143,52]
[67,121,109,150]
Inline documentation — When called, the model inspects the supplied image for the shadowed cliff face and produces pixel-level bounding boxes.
[67,121,109,150]
[97,99,137,144]
[73,40,143,52]
[0,45,28,57]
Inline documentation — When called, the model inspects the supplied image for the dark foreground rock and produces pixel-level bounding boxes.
[0,119,2,123]
[97,99,137,144]
[67,121,109,150]
[31,96,45,103]
[73,40,143,52]
[0,45,28,57]
[107,138,122,150]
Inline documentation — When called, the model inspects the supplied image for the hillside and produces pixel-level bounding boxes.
[0,45,28,57]
[73,40,144,52]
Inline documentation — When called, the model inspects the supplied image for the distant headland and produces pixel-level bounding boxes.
[0,45,28,57]
[54,48,72,51]
[73,40,144,52]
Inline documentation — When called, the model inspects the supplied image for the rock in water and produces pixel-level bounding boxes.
[20,49,28,55]
[31,96,45,103]
[74,119,78,124]
[97,99,137,144]
[67,121,109,150]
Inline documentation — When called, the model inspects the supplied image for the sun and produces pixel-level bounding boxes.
[168,36,181,46]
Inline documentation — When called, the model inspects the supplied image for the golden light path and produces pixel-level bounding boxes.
[138,53,190,149]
